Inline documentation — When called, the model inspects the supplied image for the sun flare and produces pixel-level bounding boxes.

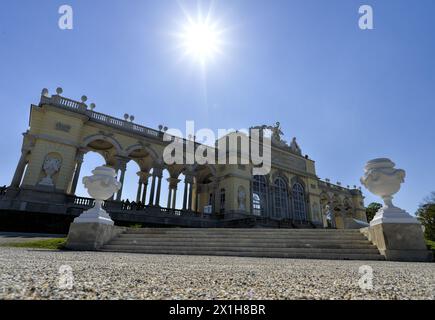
[179,17,223,66]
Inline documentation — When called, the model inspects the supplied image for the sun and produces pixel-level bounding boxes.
[178,16,224,66]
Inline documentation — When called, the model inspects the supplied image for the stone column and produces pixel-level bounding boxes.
[171,188,177,209]
[188,182,194,211]
[115,158,128,202]
[194,184,204,213]
[167,188,172,209]
[136,178,143,203]
[70,150,85,195]
[142,180,148,204]
[154,168,163,206]
[210,178,219,214]
[148,174,157,206]
[182,180,188,211]
[10,148,30,188]
[166,177,180,209]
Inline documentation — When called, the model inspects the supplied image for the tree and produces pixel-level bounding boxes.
[416,192,435,241]
[366,202,382,222]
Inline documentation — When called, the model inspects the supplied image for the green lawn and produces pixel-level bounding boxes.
[1,238,67,250]
[426,239,435,251]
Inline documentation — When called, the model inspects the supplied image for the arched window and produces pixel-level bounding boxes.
[253,175,268,216]
[273,177,289,219]
[292,183,307,222]
[219,188,225,213]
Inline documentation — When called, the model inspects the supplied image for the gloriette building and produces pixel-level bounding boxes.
[0,88,368,230]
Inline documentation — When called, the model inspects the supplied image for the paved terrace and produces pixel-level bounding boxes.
[0,247,433,300]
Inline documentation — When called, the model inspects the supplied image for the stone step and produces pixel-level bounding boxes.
[103,244,380,255]
[101,228,383,261]
[108,239,377,249]
[100,247,385,261]
[118,233,367,240]
[114,236,371,245]
[125,228,362,234]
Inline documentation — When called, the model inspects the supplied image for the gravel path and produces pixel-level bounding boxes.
[0,247,433,300]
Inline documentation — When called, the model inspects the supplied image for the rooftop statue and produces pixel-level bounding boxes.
[290,137,302,155]
[266,122,287,147]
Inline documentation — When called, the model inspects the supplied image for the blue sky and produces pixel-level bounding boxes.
[0,0,434,213]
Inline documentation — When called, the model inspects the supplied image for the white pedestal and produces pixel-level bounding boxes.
[73,206,114,226]
[370,206,419,226]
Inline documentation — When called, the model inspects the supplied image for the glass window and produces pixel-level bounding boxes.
[292,183,307,222]
[273,177,289,219]
[253,175,268,216]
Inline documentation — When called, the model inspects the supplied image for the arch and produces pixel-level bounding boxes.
[271,171,290,186]
[273,177,290,220]
[253,175,269,217]
[125,143,160,163]
[82,134,123,155]
[183,163,217,179]
[118,160,142,202]
[292,182,307,222]
[290,175,307,191]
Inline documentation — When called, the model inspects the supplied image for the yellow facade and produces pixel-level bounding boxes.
[10,90,366,228]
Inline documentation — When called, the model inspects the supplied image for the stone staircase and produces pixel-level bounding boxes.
[101,228,384,261]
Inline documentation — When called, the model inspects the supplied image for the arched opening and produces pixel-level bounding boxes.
[252,175,269,217]
[273,177,289,220]
[119,160,141,202]
[292,183,307,222]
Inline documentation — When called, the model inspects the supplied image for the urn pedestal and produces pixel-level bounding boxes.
[369,223,432,262]
[66,166,123,251]
[361,159,432,262]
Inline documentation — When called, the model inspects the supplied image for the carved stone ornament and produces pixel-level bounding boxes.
[38,156,62,186]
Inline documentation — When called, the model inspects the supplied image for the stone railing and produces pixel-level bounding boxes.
[66,195,203,218]
[40,93,162,140]
[318,180,360,192]
[88,110,160,138]
[40,94,87,112]
[67,195,95,207]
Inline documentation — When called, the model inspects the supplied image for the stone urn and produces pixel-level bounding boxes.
[360,158,417,225]
[73,166,122,225]
[360,158,405,208]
